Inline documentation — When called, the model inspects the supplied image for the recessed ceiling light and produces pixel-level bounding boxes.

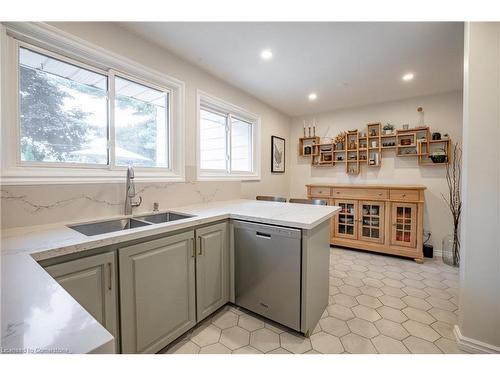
[308,92,318,101]
[260,49,273,60]
[402,73,415,81]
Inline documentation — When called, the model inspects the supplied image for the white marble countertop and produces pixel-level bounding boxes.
[1,199,339,354]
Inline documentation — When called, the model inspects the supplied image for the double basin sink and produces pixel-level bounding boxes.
[68,212,193,236]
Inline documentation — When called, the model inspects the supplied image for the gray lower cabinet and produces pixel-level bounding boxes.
[119,230,197,354]
[45,251,118,352]
[195,222,229,321]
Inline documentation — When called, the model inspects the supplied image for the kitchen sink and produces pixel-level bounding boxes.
[134,212,193,224]
[68,218,151,236]
[68,212,194,236]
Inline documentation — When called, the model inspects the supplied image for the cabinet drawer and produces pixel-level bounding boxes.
[309,187,332,197]
[389,189,420,201]
[333,188,388,200]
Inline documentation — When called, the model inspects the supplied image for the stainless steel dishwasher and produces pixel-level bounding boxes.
[234,220,301,331]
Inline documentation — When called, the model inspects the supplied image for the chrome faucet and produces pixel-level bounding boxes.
[124,166,142,215]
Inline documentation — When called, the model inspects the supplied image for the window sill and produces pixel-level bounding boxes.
[197,174,261,182]
[0,176,186,185]
[0,169,185,185]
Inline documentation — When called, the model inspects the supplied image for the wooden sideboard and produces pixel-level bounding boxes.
[307,184,426,263]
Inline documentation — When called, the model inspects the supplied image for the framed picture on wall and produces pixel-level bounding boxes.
[271,136,285,173]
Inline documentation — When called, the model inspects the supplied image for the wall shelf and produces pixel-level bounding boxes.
[299,121,451,174]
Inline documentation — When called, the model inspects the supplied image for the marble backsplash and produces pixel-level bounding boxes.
[1,168,241,229]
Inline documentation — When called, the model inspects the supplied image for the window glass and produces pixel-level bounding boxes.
[199,108,227,171]
[114,76,169,167]
[231,117,252,172]
[19,47,108,164]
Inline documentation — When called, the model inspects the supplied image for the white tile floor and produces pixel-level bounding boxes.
[162,247,465,354]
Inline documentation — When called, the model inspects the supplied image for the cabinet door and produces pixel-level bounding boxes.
[358,201,385,244]
[391,203,417,248]
[45,251,118,352]
[119,231,196,354]
[195,222,229,321]
[333,199,358,240]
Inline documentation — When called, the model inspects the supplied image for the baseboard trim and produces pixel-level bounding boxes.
[454,325,500,353]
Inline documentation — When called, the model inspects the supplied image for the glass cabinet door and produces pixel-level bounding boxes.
[334,200,358,240]
[391,203,417,248]
[358,201,385,243]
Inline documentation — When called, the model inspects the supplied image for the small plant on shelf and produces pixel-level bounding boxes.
[383,123,395,135]
[429,148,447,164]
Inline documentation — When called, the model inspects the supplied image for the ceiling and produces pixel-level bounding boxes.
[120,22,464,117]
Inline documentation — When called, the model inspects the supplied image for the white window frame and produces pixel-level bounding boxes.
[0,22,185,185]
[197,90,260,181]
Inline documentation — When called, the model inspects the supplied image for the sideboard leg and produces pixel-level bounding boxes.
[414,258,424,264]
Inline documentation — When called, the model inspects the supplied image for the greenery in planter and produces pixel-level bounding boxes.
[430,148,447,163]
[383,123,395,132]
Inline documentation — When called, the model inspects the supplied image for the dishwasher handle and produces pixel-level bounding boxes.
[256,231,271,239]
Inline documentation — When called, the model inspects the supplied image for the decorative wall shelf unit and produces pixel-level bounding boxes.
[307,183,426,263]
[299,122,450,174]
[298,136,320,157]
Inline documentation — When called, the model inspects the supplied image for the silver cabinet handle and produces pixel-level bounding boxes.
[107,262,112,291]
[198,236,203,256]
[191,238,196,258]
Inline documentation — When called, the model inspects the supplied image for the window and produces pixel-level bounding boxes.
[197,91,260,180]
[1,23,184,184]
[18,47,170,169]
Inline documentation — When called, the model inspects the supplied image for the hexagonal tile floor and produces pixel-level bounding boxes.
[161,247,465,354]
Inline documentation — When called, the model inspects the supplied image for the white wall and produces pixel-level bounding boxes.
[458,22,500,351]
[0,22,291,229]
[289,91,463,250]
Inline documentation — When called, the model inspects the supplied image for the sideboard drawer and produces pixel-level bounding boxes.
[389,189,420,201]
[309,187,332,197]
[333,188,388,200]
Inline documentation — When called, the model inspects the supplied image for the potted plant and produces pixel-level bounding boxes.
[383,123,395,135]
[429,148,447,163]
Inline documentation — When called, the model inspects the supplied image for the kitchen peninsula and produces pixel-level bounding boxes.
[1,199,339,354]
